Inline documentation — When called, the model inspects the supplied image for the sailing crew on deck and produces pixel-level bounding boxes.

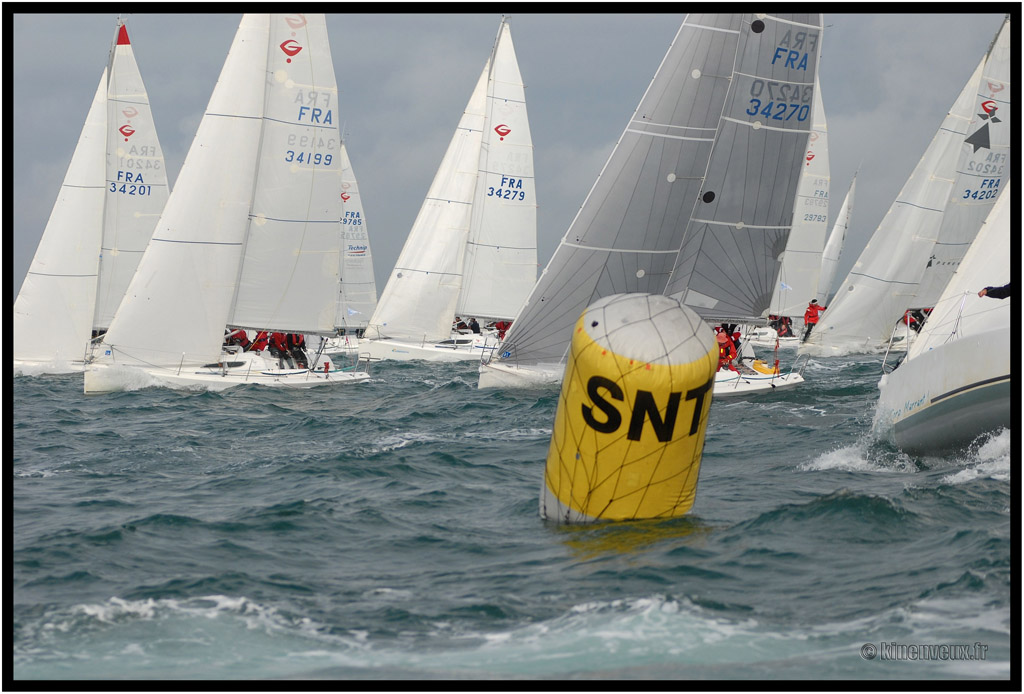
[494,320,512,339]
[287,333,309,368]
[802,299,826,341]
[269,332,292,368]
[468,318,481,334]
[224,328,250,350]
[249,331,269,353]
[716,331,739,373]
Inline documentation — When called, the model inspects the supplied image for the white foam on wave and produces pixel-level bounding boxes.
[800,439,917,474]
[14,361,83,377]
[462,428,552,441]
[940,429,1011,484]
[18,590,1010,679]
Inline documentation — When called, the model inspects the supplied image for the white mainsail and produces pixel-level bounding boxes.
[767,75,830,319]
[14,21,168,371]
[336,141,378,333]
[86,14,354,385]
[803,15,1010,355]
[816,173,855,304]
[366,17,535,346]
[482,13,822,386]
[912,16,1011,309]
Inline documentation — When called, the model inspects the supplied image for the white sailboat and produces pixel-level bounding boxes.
[479,13,822,396]
[319,140,379,360]
[361,17,536,363]
[84,14,370,392]
[801,15,1010,356]
[14,20,168,374]
[746,76,830,350]
[873,186,1010,454]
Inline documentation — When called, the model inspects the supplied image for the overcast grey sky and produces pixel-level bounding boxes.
[12,10,1010,306]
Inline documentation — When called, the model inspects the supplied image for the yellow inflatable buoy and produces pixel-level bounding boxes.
[540,293,718,524]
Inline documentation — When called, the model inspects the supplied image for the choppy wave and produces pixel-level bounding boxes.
[14,357,1011,681]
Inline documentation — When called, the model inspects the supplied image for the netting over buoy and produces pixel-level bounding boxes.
[540,293,717,524]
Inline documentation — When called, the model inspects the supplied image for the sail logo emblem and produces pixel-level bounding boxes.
[964,100,1001,153]
[805,150,815,166]
[118,125,135,141]
[340,193,351,202]
[986,81,1004,96]
[494,124,511,140]
[280,40,303,63]
[121,106,139,119]
[285,14,307,30]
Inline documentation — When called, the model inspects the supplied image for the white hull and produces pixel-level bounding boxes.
[478,360,563,389]
[744,326,801,350]
[712,360,805,396]
[874,328,1010,455]
[361,335,498,363]
[84,350,369,393]
[479,357,803,396]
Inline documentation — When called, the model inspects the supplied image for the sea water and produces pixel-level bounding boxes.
[12,355,1012,681]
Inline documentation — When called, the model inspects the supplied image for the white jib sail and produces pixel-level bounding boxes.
[96,14,270,369]
[93,22,170,331]
[906,185,1010,361]
[14,71,107,366]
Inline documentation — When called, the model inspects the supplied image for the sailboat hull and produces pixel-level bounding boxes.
[479,357,804,395]
[744,326,801,350]
[84,351,370,393]
[712,364,805,396]
[875,328,1011,455]
[478,360,563,389]
[361,335,498,363]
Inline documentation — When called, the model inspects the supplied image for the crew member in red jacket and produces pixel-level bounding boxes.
[716,331,739,373]
[249,331,270,353]
[269,332,292,368]
[802,299,826,342]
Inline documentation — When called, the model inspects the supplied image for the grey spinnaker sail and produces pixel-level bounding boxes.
[488,13,822,374]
